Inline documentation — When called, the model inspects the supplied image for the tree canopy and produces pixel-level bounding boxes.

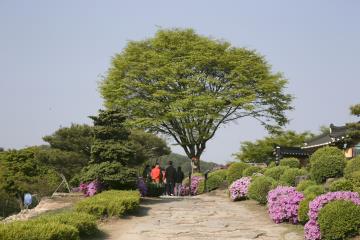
[346,103,360,143]
[100,28,292,170]
[234,131,313,163]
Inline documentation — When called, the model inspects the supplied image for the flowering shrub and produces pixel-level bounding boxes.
[179,185,190,196]
[267,186,304,224]
[137,177,147,197]
[190,176,203,195]
[304,191,360,240]
[79,180,101,197]
[229,177,251,201]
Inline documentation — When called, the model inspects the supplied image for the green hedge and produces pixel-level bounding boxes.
[75,190,140,218]
[296,180,316,192]
[36,212,98,237]
[279,157,300,168]
[242,166,262,177]
[0,221,79,240]
[264,166,289,181]
[318,200,360,240]
[248,176,275,205]
[279,168,307,186]
[227,162,249,184]
[329,179,353,192]
[344,156,360,179]
[298,193,317,224]
[209,169,227,181]
[310,147,346,183]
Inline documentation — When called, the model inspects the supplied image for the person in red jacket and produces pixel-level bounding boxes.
[151,163,161,183]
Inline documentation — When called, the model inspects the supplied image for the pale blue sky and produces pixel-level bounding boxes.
[0,0,359,164]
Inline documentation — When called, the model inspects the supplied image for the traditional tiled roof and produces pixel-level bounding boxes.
[303,124,347,149]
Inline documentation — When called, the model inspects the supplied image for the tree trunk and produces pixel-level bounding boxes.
[17,194,24,210]
[191,157,201,174]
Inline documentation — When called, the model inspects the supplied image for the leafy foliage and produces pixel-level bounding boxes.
[146,183,164,197]
[279,168,307,186]
[264,166,289,181]
[298,193,317,224]
[279,157,300,168]
[242,166,262,177]
[318,200,360,240]
[100,28,293,169]
[296,180,317,192]
[346,104,360,143]
[248,176,275,204]
[43,124,93,157]
[344,156,360,178]
[79,162,138,190]
[235,131,313,163]
[303,185,325,197]
[0,221,79,240]
[0,147,60,208]
[329,179,353,192]
[309,147,346,183]
[227,162,249,184]
[75,190,140,218]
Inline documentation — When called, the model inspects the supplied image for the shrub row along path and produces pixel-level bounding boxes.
[94,190,304,240]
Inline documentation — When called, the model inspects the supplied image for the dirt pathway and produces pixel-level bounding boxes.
[96,190,304,240]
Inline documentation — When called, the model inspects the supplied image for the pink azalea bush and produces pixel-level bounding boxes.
[179,185,190,196]
[137,177,147,197]
[304,191,360,240]
[79,180,101,197]
[267,186,304,224]
[190,176,203,195]
[229,177,251,201]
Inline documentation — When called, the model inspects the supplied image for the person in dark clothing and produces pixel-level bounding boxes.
[165,161,176,196]
[175,166,184,196]
[142,165,151,182]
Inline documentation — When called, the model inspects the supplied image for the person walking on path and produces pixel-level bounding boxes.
[175,166,184,196]
[142,164,151,182]
[151,163,161,183]
[165,161,176,196]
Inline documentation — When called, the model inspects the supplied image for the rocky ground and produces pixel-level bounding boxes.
[3,193,83,222]
[94,190,304,240]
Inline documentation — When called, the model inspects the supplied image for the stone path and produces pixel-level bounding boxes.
[96,190,304,240]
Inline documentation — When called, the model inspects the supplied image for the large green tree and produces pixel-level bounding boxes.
[100,28,292,172]
[0,147,60,209]
[346,103,360,143]
[43,124,93,157]
[234,131,313,163]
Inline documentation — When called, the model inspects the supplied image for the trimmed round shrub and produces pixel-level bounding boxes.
[279,168,308,186]
[209,169,227,181]
[297,180,317,192]
[227,162,250,184]
[243,166,262,177]
[348,170,360,189]
[248,176,275,204]
[268,162,276,168]
[303,185,325,197]
[344,156,360,178]
[298,193,317,224]
[329,179,353,192]
[197,174,223,194]
[318,200,360,240]
[264,166,289,181]
[279,157,300,168]
[309,146,346,183]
